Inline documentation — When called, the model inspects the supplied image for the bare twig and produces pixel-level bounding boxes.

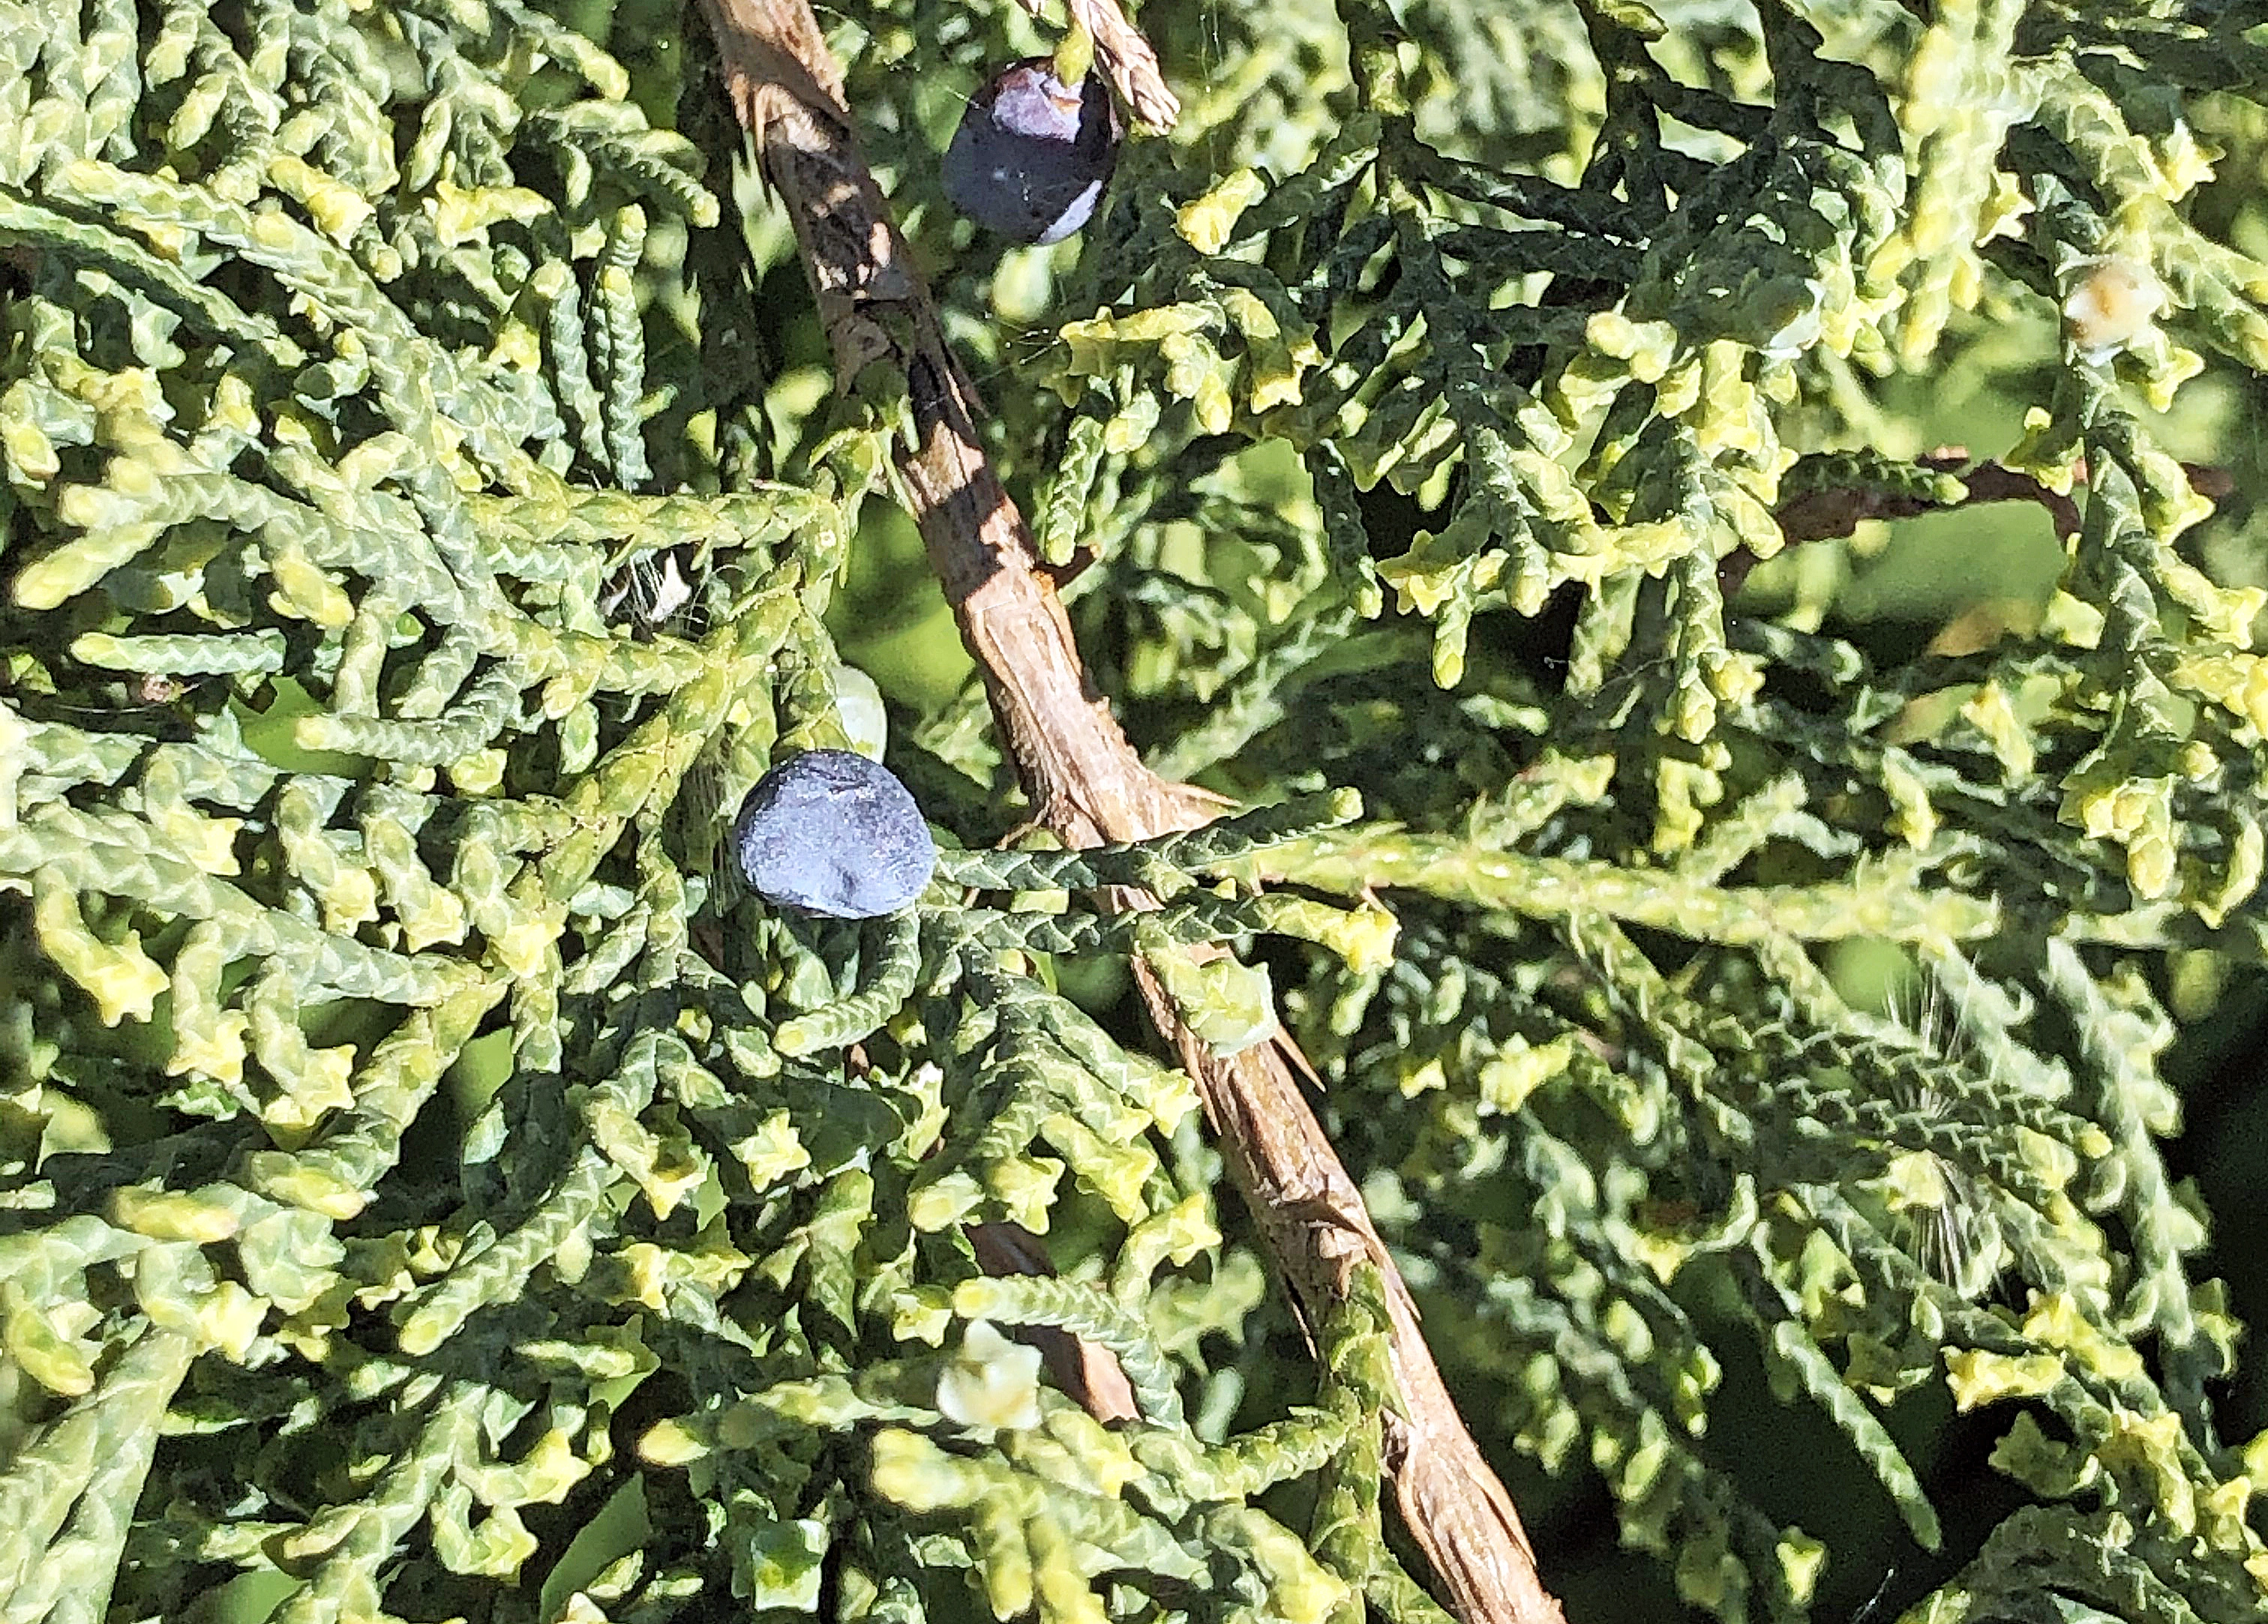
[1766,451,2077,555]
[692,2,1562,1620]
[1741,448,2233,595]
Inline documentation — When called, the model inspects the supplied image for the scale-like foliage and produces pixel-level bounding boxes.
[3,1,2266,1623]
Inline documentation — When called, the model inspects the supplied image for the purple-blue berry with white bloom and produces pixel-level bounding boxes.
[734,749,937,919]
[940,58,1123,245]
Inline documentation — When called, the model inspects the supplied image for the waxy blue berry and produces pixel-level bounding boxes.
[940,58,1123,246]
[733,750,937,919]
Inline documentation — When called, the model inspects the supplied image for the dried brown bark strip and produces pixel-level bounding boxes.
[1011,0,1184,129]
[692,3,1562,1620]
[967,1220,1142,1423]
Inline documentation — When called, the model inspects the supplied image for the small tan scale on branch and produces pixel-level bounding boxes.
[690,1,1564,1620]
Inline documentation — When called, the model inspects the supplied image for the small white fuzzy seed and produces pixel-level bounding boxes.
[2063,257,2163,358]
[935,1320,1043,1430]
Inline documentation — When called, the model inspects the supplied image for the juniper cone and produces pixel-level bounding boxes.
[733,749,938,918]
[940,58,1122,244]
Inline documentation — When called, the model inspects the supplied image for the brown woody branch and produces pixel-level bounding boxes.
[691,1,1563,1620]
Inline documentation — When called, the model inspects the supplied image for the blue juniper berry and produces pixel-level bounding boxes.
[941,58,1123,245]
[734,749,938,918]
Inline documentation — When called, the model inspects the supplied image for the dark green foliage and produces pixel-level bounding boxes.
[3,1,2268,1623]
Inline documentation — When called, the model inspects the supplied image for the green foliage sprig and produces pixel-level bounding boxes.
[4,0,2268,1622]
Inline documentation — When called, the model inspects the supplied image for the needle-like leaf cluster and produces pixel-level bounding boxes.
[4,1,2268,1623]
